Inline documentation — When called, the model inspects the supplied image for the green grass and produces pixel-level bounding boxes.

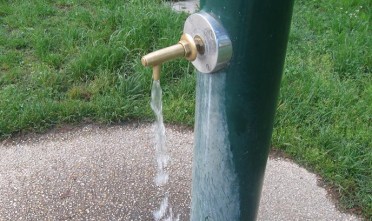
[0,0,194,137]
[0,0,371,218]
[273,0,371,217]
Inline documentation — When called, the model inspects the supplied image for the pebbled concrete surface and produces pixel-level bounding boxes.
[0,123,360,221]
[169,0,199,14]
[258,159,359,221]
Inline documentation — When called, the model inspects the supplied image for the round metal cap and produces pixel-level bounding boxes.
[183,12,232,73]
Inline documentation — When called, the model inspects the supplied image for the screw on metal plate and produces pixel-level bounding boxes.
[141,11,232,79]
[184,11,232,73]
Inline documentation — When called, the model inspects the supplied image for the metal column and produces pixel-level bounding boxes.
[191,0,294,220]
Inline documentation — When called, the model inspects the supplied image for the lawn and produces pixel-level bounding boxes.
[0,0,194,137]
[0,0,371,218]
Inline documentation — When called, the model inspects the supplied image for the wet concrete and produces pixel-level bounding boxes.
[169,0,199,14]
[0,123,360,220]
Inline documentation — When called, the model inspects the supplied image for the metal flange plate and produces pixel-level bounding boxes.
[184,12,232,73]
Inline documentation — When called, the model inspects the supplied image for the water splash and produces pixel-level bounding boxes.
[150,80,180,221]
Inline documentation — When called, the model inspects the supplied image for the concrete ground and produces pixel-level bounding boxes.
[0,123,360,221]
[169,0,199,14]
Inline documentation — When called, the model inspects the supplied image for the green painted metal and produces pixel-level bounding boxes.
[191,0,294,220]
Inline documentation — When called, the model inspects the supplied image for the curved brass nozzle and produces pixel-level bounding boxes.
[141,44,186,67]
[141,33,200,80]
[152,65,161,81]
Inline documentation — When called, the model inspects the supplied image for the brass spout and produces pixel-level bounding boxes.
[153,65,161,81]
[141,44,185,67]
[141,34,201,80]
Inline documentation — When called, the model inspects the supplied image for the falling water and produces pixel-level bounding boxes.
[150,80,179,221]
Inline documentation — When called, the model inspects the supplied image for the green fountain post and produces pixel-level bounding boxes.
[191,0,294,220]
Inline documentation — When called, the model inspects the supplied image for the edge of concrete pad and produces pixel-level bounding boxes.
[268,148,364,220]
[0,122,192,147]
[0,123,364,220]
[168,0,200,14]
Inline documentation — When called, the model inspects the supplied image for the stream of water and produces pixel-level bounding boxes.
[150,80,179,221]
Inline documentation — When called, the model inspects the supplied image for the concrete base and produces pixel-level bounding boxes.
[170,0,199,14]
[0,124,360,220]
